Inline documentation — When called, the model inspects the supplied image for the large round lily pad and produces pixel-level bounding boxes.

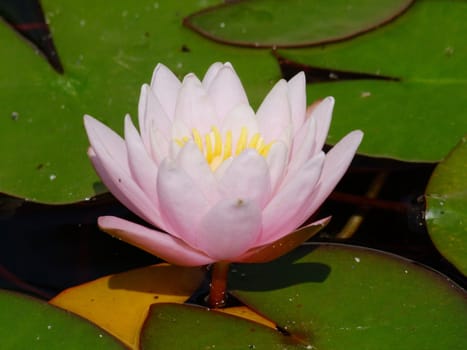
[0,289,125,349]
[425,137,467,276]
[278,0,467,162]
[184,0,413,48]
[231,244,467,349]
[0,0,278,203]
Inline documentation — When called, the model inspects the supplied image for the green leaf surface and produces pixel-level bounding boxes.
[279,0,467,161]
[184,0,413,48]
[141,303,303,350]
[230,244,467,350]
[0,289,126,349]
[0,0,278,203]
[425,136,467,276]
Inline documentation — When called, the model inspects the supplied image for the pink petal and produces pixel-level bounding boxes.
[218,149,271,208]
[207,64,249,121]
[287,116,317,176]
[238,217,330,263]
[150,63,181,118]
[157,159,210,245]
[174,74,216,135]
[139,85,172,144]
[260,152,325,245]
[175,142,219,204]
[256,80,292,143]
[85,115,163,227]
[87,147,164,230]
[195,198,262,261]
[287,72,306,135]
[220,104,258,148]
[202,62,224,89]
[98,216,214,266]
[84,114,127,168]
[265,142,289,194]
[294,130,363,225]
[149,128,170,165]
[124,115,159,208]
[309,97,334,155]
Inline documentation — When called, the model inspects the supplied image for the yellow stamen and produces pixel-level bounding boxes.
[224,131,232,159]
[235,127,248,155]
[259,143,273,157]
[248,132,261,149]
[205,133,213,163]
[212,126,222,159]
[192,129,203,152]
[175,125,274,171]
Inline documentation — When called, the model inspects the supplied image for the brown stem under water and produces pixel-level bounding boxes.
[207,261,230,308]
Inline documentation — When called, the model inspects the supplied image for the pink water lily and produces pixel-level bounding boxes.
[84,62,362,267]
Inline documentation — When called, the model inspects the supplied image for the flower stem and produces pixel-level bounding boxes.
[208,262,230,308]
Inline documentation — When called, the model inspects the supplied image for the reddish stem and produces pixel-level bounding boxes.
[208,262,230,308]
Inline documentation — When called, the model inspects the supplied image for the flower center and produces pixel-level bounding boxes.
[176,126,273,171]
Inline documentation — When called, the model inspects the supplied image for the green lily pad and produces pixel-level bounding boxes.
[0,289,125,349]
[0,0,279,203]
[184,0,413,48]
[230,244,467,349]
[141,303,304,349]
[425,137,467,276]
[278,0,467,162]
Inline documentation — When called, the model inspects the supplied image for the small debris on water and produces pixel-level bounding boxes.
[11,112,19,121]
[49,174,56,181]
[360,91,371,98]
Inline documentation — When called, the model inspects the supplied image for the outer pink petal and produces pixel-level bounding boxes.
[260,152,325,245]
[257,79,292,144]
[150,63,181,118]
[287,72,306,135]
[157,159,210,245]
[309,97,334,156]
[174,74,216,135]
[84,114,127,168]
[202,62,224,89]
[98,216,214,266]
[207,64,249,121]
[195,198,262,261]
[85,115,163,227]
[294,130,363,225]
[218,149,271,208]
[237,217,330,263]
[265,142,289,194]
[87,148,163,230]
[287,116,317,176]
[124,115,159,208]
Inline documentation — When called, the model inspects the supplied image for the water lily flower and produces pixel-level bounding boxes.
[84,62,362,269]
